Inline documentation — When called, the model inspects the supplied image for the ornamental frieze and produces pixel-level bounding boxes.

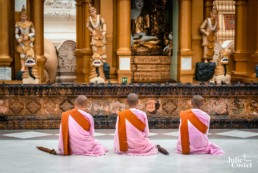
[133,72,170,82]
[133,56,171,64]
[0,84,257,129]
[136,65,170,71]
[45,0,73,9]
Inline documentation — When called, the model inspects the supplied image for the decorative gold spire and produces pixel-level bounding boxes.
[20,5,27,15]
[88,2,96,11]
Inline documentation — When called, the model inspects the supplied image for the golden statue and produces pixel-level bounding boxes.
[86,4,107,83]
[89,52,105,83]
[211,40,234,84]
[15,5,35,72]
[86,4,107,61]
[200,5,218,63]
[22,50,40,84]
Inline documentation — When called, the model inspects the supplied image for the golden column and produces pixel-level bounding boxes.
[74,0,93,83]
[178,0,194,83]
[0,0,13,66]
[232,0,248,80]
[100,0,115,78]
[30,0,46,83]
[116,0,131,83]
[251,0,258,78]
[191,0,204,77]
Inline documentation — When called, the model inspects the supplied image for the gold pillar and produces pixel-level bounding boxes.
[31,0,46,83]
[192,0,204,82]
[0,0,12,66]
[232,0,248,79]
[204,0,214,19]
[178,0,194,83]
[100,0,116,79]
[76,0,84,49]
[250,0,258,78]
[180,0,192,52]
[116,0,131,83]
[83,1,92,52]
[74,0,93,83]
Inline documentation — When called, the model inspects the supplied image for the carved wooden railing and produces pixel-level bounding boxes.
[0,83,257,129]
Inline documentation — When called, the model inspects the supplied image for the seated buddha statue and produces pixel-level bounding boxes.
[131,0,161,55]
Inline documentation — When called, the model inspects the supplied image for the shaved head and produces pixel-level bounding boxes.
[75,95,88,107]
[127,93,138,106]
[191,95,204,108]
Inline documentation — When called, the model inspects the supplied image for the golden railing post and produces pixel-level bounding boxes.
[232,0,248,80]
[116,0,131,83]
[178,0,194,83]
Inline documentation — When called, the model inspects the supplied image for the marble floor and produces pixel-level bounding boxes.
[0,129,258,173]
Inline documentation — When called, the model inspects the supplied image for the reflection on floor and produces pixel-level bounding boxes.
[1,129,258,173]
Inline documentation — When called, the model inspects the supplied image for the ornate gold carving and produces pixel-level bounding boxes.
[0,100,8,114]
[9,99,24,114]
[42,99,60,115]
[162,99,177,114]
[136,65,170,71]
[60,99,74,111]
[134,72,170,82]
[26,100,41,114]
[133,56,170,64]
[132,56,171,82]
[0,85,258,129]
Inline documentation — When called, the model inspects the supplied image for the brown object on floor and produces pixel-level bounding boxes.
[37,146,57,155]
[157,145,169,155]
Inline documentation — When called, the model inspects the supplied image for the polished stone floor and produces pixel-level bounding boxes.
[0,129,258,173]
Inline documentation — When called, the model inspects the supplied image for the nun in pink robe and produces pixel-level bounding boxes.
[177,108,224,155]
[58,109,108,156]
[114,108,158,156]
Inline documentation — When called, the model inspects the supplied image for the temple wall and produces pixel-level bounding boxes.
[44,0,76,46]
[0,84,257,129]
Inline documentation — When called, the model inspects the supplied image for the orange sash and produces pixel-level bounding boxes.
[61,109,90,155]
[180,110,208,154]
[118,109,146,152]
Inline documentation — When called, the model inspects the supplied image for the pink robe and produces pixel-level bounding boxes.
[177,109,224,155]
[114,108,158,156]
[58,109,108,156]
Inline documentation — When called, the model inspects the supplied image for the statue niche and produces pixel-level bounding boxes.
[130,0,172,83]
[131,0,171,56]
